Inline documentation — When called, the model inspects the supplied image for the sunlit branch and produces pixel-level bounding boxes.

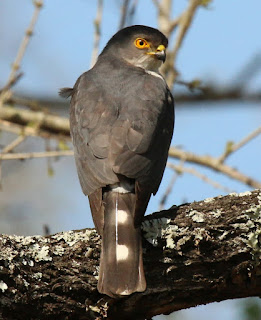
[169,147,261,189]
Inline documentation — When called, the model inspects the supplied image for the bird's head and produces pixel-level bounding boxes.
[100,25,168,72]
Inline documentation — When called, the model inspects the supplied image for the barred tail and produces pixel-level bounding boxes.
[97,191,146,297]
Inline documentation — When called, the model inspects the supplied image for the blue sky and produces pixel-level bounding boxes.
[1,1,261,95]
[0,1,261,319]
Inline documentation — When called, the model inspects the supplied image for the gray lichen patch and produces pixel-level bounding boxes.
[0,280,8,292]
[142,218,170,246]
[243,190,261,262]
[33,272,43,281]
[209,209,222,218]
[188,210,205,223]
[31,244,52,262]
[0,228,100,298]
[53,230,91,246]
[142,189,261,266]
[0,229,97,280]
[237,191,253,197]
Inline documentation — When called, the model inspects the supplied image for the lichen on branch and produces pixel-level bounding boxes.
[0,189,261,319]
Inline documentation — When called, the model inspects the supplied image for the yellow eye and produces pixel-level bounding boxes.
[134,38,149,49]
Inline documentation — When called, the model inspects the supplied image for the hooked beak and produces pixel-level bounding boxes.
[147,44,166,63]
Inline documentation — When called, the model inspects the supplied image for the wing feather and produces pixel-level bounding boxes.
[70,68,174,197]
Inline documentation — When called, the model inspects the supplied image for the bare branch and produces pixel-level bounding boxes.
[152,0,160,9]
[0,1,43,103]
[0,150,73,161]
[90,0,103,68]
[128,0,139,25]
[158,170,179,211]
[218,126,261,163]
[167,14,183,34]
[1,136,25,154]
[169,147,261,189]
[166,0,201,86]
[0,135,26,188]
[119,0,130,29]
[0,120,70,141]
[0,72,23,94]
[0,105,70,136]
[167,162,234,193]
[7,95,54,113]
[154,0,173,36]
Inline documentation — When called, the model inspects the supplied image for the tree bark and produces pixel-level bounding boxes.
[0,189,261,320]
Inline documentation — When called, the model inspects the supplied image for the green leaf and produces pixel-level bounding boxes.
[225,140,234,155]
[58,140,70,150]
[200,0,212,8]
[48,166,54,177]
[189,79,202,91]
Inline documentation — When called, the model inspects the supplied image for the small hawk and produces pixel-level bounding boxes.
[60,25,175,298]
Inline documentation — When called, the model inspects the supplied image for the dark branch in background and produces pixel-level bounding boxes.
[90,0,103,68]
[154,0,203,87]
[119,0,130,29]
[0,190,260,319]
[175,51,261,102]
[118,0,139,30]
[232,53,261,90]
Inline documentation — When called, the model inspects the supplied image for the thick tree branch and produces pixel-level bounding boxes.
[0,105,70,137]
[0,189,261,319]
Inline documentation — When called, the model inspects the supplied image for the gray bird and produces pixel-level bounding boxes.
[60,25,175,298]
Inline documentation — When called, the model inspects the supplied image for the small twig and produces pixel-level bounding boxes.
[1,135,26,154]
[118,0,138,29]
[119,0,130,29]
[167,15,182,34]
[175,78,203,92]
[168,147,261,189]
[154,0,172,36]
[0,150,74,161]
[128,0,139,25]
[0,135,26,189]
[158,0,201,87]
[0,73,23,94]
[90,0,103,68]
[0,1,43,103]
[166,0,201,86]
[167,163,234,193]
[171,0,200,64]
[0,120,70,141]
[159,159,186,210]
[218,126,261,163]
[8,95,53,113]
[159,170,179,211]
[152,0,160,8]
